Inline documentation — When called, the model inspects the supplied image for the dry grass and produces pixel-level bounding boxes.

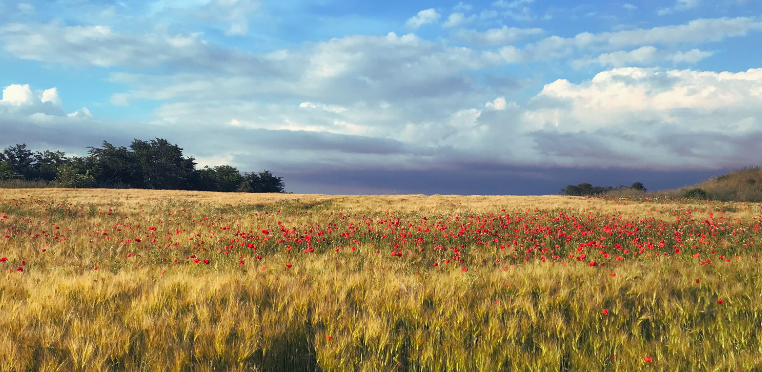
[1,189,761,371]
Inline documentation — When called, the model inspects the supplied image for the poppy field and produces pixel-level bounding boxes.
[1,189,761,371]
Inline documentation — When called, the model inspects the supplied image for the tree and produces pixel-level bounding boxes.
[205,165,244,192]
[258,170,285,193]
[631,182,646,191]
[0,161,18,181]
[2,144,36,180]
[563,183,613,196]
[130,138,196,190]
[88,141,138,187]
[54,156,96,188]
[35,150,67,182]
[240,171,285,193]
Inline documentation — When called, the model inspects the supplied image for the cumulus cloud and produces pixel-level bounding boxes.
[0,84,70,117]
[406,8,441,29]
[623,4,637,11]
[1,84,33,105]
[41,88,62,106]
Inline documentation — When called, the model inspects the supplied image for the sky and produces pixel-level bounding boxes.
[1,0,761,195]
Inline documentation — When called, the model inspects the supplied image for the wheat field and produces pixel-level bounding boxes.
[1,188,761,371]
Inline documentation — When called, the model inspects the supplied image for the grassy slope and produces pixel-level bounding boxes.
[688,167,762,202]
[0,189,761,371]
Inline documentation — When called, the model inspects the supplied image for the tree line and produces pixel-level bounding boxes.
[562,182,646,196]
[0,138,285,193]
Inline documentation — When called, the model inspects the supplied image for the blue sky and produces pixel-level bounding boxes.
[1,0,761,194]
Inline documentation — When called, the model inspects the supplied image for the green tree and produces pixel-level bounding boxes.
[2,144,36,180]
[631,182,646,191]
[88,141,139,187]
[209,165,244,192]
[130,138,196,190]
[53,156,96,188]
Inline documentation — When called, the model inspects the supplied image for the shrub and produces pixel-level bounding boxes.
[683,188,709,200]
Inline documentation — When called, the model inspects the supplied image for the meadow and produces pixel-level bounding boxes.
[1,188,761,371]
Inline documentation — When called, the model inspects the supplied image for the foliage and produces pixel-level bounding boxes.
[683,188,709,200]
[563,182,646,196]
[0,139,285,193]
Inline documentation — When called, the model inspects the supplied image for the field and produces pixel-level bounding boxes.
[1,188,761,371]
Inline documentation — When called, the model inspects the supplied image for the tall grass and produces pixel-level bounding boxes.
[0,179,51,188]
[0,191,761,370]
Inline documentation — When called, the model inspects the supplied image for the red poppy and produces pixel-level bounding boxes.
[589,261,597,267]
[286,264,292,268]
[644,356,652,362]
[602,309,609,315]
[203,259,210,264]
[462,267,468,272]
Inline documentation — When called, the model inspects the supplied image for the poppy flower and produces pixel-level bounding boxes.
[717,300,723,304]
[602,309,609,315]
[644,356,652,362]
[286,264,292,268]
[462,267,468,272]
[589,261,597,267]
[203,259,210,264]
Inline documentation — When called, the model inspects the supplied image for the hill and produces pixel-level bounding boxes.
[657,166,762,202]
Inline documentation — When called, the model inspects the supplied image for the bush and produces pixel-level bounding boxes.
[683,188,709,200]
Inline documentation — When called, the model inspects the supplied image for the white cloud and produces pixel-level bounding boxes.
[41,88,62,106]
[0,22,215,68]
[405,8,441,29]
[67,107,93,119]
[658,0,700,16]
[535,67,762,130]
[485,97,507,110]
[1,84,34,105]
[443,13,474,28]
[572,46,713,68]
[453,26,544,45]
[492,0,535,8]
[453,2,472,12]
[211,0,259,36]
[0,84,67,116]
[497,17,762,63]
[669,48,714,63]
[299,102,348,113]
[623,4,637,11]
[16,3,35,14]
